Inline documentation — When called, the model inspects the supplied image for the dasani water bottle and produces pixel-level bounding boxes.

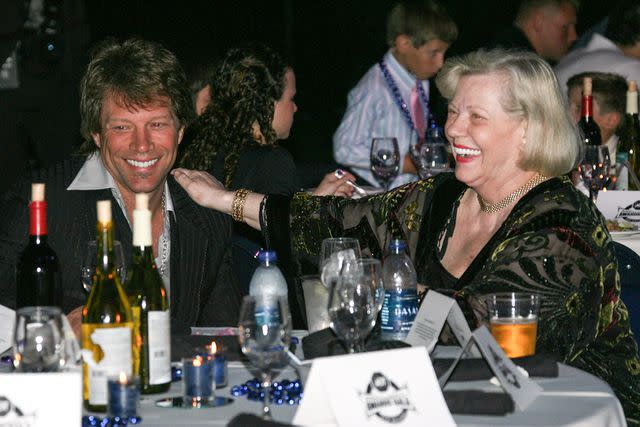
[380,239,418,340]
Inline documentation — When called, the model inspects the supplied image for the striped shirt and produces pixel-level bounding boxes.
[333,49,429,189]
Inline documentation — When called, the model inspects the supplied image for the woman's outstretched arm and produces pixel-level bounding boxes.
[172,168,265,230]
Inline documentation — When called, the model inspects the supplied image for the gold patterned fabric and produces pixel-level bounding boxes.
[266,172,640,424]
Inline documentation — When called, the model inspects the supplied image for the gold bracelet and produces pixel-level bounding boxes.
[231,188,251,222]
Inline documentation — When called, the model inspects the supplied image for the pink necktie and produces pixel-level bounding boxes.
[410,82,426,140]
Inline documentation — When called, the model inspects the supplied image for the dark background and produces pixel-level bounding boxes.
[4,0,613,186]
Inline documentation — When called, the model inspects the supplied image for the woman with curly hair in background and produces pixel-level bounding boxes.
[179,43,354,293]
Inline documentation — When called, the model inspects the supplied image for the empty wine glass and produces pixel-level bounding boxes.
[81,240,126,293]
[238,295,291,420]
[13,306,66,372]
[370,137,400,190]
[327,258,383,353]
[579,145,612,202]
[319,237,362,289]
[413,128,451,179]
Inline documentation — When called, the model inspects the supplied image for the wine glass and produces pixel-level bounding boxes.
[370,137,400,190]
[412,128,451,179]
[81,240,126,293]
[327,258,383,353]
[238,295,292,420]
[319,237,362,289]
[579,145,612,202]
[12,306,66,372]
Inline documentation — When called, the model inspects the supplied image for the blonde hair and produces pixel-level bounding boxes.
[436,49,581,176]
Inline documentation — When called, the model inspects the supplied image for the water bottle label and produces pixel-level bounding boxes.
[255,305,281,327]
[380,289,418,337]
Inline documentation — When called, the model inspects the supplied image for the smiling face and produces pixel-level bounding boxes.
[272,69,298,140]
[92,94,184,203]
[445,73,527,190]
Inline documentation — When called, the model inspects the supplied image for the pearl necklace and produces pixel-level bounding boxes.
[378,58,432,136]
[476,174,548,214]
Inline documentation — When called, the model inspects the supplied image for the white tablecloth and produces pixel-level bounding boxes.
[129,352,626,427]
[612,232,640,256]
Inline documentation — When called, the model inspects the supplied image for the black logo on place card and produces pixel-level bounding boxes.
[617,201,640,223]
[0,396,37,426]
[360,372,415,423]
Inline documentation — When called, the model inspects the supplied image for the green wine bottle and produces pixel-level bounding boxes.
[125,193,171,394]
[82,200,134,412]
[617,80,640,190]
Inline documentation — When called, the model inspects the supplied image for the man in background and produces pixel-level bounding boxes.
[566,71,627,162]
[491,0,577,64]
[333,0,458,189]
[554,0,640,93]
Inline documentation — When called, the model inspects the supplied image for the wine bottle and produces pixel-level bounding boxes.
[82,200,134,412]
[16,183,62,308]
[617,80,640,190]
[125,193,171,394]
[578,77,602,148]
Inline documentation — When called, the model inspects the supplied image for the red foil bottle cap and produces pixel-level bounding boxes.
[29,201,48,236]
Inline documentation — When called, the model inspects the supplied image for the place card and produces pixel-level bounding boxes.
[405,290,480,357]
[595,190,640,221]
[293,347,455,427]
[441,326,542,410]
[0,371,81,427]
[0,304,15,354]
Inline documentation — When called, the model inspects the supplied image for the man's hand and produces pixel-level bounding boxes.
[402,152,417,174]
[66,306,84,340]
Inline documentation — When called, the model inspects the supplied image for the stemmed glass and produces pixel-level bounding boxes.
[13,306,66,372]
[412,128,451,179]
[81,240,126,293]
[579,145,611,202]
[319,237,362,289]
[327,258,384,353]
[370,137,400,190]
[238,295,292,420]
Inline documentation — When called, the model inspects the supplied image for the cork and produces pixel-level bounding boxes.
[97,200,112,223]
[135,193,149,210]
[630,80,637,92]
[31,183,45,202]
[583,77,592,96]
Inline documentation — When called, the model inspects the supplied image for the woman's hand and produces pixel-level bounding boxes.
[313,170,357,197]
[171,168,233,211]
[172,168,264,230]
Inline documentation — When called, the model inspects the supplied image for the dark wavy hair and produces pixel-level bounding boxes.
[78,38,194,153]
[178,43,289,187]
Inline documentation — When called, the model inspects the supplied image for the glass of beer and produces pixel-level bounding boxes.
[486,293,540,358]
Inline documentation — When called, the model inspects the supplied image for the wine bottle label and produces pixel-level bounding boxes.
[148,310,171,385]
[82,324,133,405]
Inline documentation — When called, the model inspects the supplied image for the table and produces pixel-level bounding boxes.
[133,348,626,427]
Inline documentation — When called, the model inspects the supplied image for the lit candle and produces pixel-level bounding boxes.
[107,372,140,418]
[205,341,228,389]
[182,355,213,406]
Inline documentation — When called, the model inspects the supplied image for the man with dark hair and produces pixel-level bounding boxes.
[566,72,627,158]
[555,0,640,91]
[333,0,457,189]
[491,0,578,63]
[0,38,242,334]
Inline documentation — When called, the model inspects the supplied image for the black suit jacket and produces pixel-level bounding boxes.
[0,156,242,333]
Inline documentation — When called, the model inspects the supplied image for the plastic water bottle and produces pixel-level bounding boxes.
[249,250,288,326]
[249,250,288,299]
[380,239,418,340]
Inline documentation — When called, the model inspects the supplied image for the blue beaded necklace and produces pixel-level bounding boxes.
[378,58,432,137]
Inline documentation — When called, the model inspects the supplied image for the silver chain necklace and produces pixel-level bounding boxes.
[159,191,169,279]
